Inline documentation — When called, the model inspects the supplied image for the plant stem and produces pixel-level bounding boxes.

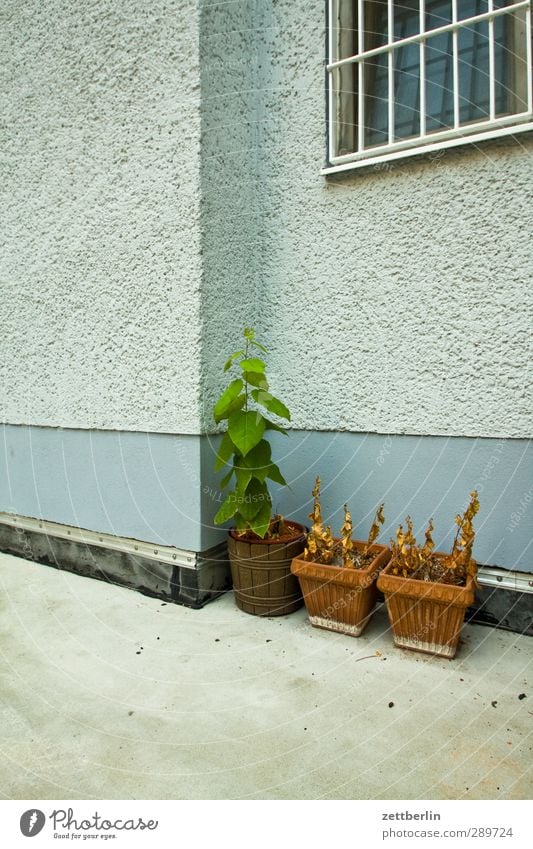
[451,521,461,559]
[244,337,249,412]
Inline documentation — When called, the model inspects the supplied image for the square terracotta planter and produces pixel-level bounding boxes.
[291,541,390,637]
[377,557,476,659]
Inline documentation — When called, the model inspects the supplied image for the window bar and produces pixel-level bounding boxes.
[469,11,481,119]
[328,0,337,163]
[452,0,460,128]
[388,0,394,144]
[526,3,533,112]
[358,0,365,151]
[419,0,426,136]
[488,0,496,120]
[327,2,530,71]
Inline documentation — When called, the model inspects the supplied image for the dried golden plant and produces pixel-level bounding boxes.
[364,503,385,555]
[449,490,480,580]
[309,476,323,535]
[390,492,480,585]
[304,476,336,564]
[320,525,336,564]
[391,515,425,576]
[304,479,386,567]
[340,504,354,567]
[420,518,435,562]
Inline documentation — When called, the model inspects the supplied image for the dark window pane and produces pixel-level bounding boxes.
[493,13,508,114]
[364,0,388,51]
[336,0,357,60]
[395,42,420,138]
[458,19,490,123]
[425,32,454,130]
[460,0,489,17]
[495,9,529,115]
[394,0,419,41]
[362,0,389,147]
[426,0,452,31]
[334,1,358,155]
[364,53,389,146]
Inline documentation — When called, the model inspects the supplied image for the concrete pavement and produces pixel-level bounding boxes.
[0,552,531,800]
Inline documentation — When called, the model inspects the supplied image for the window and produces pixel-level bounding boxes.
[325,1,533,171]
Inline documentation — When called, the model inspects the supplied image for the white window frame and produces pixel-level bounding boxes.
[323,0,533,174]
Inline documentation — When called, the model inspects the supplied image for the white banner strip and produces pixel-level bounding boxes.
[1,799,531,848]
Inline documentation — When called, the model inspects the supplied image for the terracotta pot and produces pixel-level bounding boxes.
[227,521,306,616]
[291,541,390,637]
[377,557,476,659]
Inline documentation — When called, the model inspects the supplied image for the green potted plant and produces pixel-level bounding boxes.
[377,492,480,658]
[291,477,390,636]
[212,328,306,616]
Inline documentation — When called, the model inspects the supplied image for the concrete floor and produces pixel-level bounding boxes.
[0,551,531,800]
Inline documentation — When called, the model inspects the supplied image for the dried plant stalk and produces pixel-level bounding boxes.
[449,490,480,582]
[304,476,336,564]
[364,503,385,555]
[390,492,480,585]
[340,504,354,567]
[304,479,385,568]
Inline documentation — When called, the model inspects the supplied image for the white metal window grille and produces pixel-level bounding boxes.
[325,0,533,172]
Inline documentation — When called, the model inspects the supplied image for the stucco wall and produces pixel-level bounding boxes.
[197,0,264,430]
[2,0,530,439]
[0,0,204,433]
[201,0,533,440]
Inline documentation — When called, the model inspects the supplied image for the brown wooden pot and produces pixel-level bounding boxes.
[377,557,476,659]
[227,521,306,616]
[291,541,390,637]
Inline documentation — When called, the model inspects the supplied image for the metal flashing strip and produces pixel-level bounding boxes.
[0,513,529,590]
[0,512,224,570]
[477,566,533,594]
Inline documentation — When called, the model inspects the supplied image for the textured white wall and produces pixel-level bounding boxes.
[2,0,531,439]
[202,0,533,439]
[198,0,264,431]
[1,0,204,433]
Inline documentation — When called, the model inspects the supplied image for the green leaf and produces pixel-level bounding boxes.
[250,339,269,354]
[235,466,252,494]
[251,390,291,421]
[234,511,249,532]
[264,419,288,436]
[214,431,235,471]
[240,357,266,373]
[217,394,245,422]
[243,371,269,390]
[238,479,269,521]
[219,467,234,489]
[240,439,272,482]
[228,410,266,456]
[267,462,287,486]
[242,439,271,464]
[214,379,245,423]
[249,500,273,538]
[223,351,244,372]
[214,493,239,525]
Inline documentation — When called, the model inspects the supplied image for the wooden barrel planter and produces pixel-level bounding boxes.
[227,521,306,616]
